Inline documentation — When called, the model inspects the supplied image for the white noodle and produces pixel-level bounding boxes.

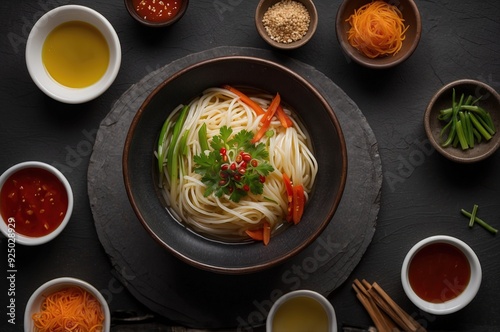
[158,88,318,241]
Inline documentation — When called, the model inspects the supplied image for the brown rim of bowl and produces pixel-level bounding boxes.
[424,79,500,163]
[124,0,189,28]
[122,55,347,274]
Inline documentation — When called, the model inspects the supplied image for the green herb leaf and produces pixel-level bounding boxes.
[230,130,254,149]
[194,126,274,203]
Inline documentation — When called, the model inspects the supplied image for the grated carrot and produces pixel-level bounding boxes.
[32,286,105,332]
[223,85,266,116]
[346,1,409,58]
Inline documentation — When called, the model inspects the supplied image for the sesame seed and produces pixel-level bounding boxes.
[262,0,310,44]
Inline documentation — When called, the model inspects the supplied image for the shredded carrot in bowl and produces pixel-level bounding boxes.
[32,286,105,332]
[346,0,409,58]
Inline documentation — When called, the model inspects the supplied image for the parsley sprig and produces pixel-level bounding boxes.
[194,126,274,202]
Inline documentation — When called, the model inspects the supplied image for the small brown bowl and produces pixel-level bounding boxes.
[124,0,189,28]
[255,0,318,50]
[336,0,421,69]
[424,79,500,163]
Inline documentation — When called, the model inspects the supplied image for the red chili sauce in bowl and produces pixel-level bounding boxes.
[408,242,471,303]
[0,167,68,237]
[132,0,182,23]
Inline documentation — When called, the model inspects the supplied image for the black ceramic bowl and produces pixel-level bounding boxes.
[123,56,347,274]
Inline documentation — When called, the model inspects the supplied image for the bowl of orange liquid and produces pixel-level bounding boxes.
[0,161,73,245]
[26,5,121,104]
[266,290,337,332]
[401,235,482,315]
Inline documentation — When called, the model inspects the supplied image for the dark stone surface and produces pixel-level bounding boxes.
[88,46,381,329]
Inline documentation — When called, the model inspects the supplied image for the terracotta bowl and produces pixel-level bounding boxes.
[123,56,347,274]
[336,0,421,69]
[424,79,500,163]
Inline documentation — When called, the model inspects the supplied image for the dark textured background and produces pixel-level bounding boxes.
[1,0,499,331]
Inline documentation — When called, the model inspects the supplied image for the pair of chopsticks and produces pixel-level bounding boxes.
[352,279,427,332]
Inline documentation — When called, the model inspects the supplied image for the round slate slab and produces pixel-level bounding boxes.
[87,46,382,329]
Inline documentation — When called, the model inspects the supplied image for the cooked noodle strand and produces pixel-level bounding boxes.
[158,88,318,241]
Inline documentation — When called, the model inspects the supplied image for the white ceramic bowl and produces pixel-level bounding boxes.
[0,161,73,245]
[24,277,111,332]
[26,5,121,104]
[401,235,482,315]
[266,289,337,331]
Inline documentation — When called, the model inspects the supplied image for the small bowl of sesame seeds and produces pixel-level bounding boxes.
[255,0,318,50]
[125,0,189,28]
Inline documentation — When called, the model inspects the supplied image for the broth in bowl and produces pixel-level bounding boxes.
[155,86,317,245]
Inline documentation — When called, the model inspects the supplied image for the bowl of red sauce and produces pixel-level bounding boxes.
[0,161,73,246]
[125,0,189,27]
[401,235,482,315]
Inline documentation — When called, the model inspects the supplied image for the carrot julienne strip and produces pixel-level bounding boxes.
[223,85,266,116]
[346,1,409,58]
[32,286,105,332]
[263,221,271,245]
[251,93,281,143]
[276,104,293,128]
[282,173,294,222]
[245,221,271,245]
[245,228,264,241]
[292,184,305,224]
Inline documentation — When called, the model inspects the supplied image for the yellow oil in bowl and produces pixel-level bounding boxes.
[42,21,109,88]
[272,296,329,332]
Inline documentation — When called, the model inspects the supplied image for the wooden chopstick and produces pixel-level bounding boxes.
[370,282,426,332]
[352,280,399,332]
[352,279,426,332]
